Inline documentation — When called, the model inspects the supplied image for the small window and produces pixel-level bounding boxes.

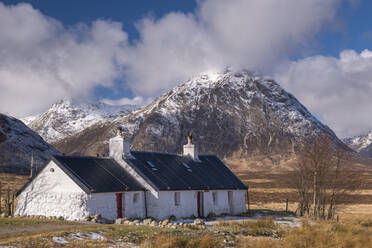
[174,192,181,206]
[212,191,218,205]
[146,161,155,168]
[133,193,139,203]
[182,162,190,169]
[146,161,158,171]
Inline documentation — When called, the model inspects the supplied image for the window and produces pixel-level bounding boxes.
[146,161,158,171]
[174,192,181,206]
[183,162,192,172]
[212,191,218,205]
[133,192,139,204]
[182,162,190,169]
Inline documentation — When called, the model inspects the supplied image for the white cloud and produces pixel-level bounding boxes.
[120,0,341,96]
[101,96,152,107]
[1,0,357,140]
[276,49,372,138]
[0,2,128,117]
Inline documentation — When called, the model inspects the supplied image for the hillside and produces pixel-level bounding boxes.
[0,113,60,174]
[53,69,342,170]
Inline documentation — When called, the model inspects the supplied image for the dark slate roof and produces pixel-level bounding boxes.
[52,156,144,193]
[125,151,248,191]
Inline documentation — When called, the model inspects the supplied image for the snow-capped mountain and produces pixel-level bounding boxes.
[54,69,342,169]
[0,113,60,174]
[344,131,372,158]
[23,98,139,143]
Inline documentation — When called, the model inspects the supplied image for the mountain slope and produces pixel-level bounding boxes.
[54,69,341,169]
[0,113,60,174]
[23,98,138,143]
[344,131,372,158]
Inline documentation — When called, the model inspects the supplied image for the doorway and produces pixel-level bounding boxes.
[116,193,123,219]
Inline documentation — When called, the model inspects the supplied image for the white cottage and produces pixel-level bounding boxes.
[16,130,248,221]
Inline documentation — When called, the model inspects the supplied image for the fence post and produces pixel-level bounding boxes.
[286,198,288,212]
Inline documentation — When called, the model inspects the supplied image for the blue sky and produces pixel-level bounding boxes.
[0,0,372,137]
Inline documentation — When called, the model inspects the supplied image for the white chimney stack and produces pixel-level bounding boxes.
[109,127,133,159]
[183,132,199,161]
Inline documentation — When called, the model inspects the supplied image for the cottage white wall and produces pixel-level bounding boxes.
[146,191,197,220]
[15,161,89,220]
[85,193,116,220]
[229,190,247,215]
[85,191,146,220]
[203,190,246,216]
[123,191,146,219]
[145,190,246,220]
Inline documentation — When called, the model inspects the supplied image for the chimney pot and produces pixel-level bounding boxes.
[183,131,199,161]
[109,127,133,159]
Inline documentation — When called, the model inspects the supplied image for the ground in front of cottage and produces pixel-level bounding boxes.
[1,210,372,248]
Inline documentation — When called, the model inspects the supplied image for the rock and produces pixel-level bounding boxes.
[161,219,170,226]
[150,220,158,226]
[84,216,92,221]
[194,218,204,225]
[143,218,152,225]
[133,219,140,224]
[115,218,125,224]
[0,213,8,218]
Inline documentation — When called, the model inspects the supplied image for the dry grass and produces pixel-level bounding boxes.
[215,218,283,238]
[241,217,372,248]
[141,234,221,248]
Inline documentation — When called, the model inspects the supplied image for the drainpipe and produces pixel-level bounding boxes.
[144,190,148,218]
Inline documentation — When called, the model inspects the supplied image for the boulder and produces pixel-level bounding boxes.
[115,218,125,224]
[143,218,152,225]
[161,219,170,226]
[194,218,204,225]
[150,220,158,226]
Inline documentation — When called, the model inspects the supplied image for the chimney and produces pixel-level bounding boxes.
[183,132,199,161]
[109,127,133,159]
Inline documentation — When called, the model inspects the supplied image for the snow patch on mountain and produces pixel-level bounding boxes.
[23,98,139,143]
[344,131,372,152]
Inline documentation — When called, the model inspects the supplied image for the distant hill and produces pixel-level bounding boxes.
[344,131,372,158]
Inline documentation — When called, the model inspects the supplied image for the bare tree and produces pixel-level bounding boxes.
[292,136,361,220]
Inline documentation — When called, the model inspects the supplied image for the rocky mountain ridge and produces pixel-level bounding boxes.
[344,131,372,158]
[53,69,342,169]
[22,98,138,143]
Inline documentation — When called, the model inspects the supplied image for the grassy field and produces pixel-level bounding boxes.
[1,215,372,247]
